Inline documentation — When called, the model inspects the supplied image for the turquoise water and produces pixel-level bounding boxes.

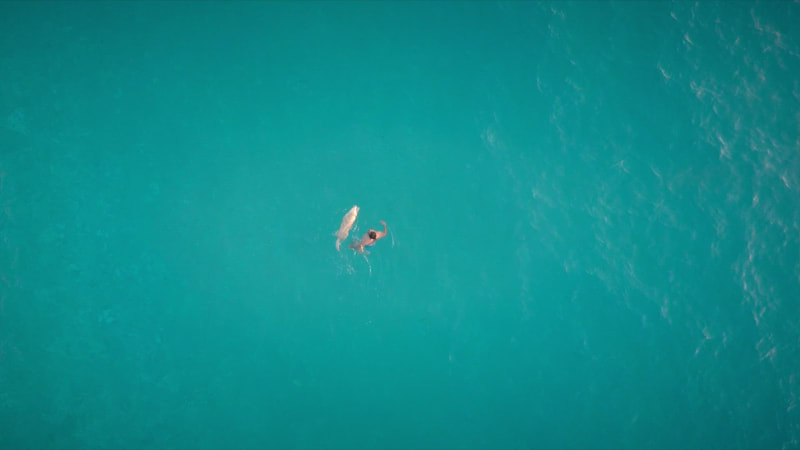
[1,1,799,448]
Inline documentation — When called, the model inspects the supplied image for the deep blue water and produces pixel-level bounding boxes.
[1,2,799,449]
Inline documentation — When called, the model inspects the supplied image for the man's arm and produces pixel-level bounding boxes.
[376,221,388,240]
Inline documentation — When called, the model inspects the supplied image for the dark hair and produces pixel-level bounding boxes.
[369,231,377,239]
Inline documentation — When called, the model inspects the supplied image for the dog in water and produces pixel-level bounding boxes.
[334,205,359,251]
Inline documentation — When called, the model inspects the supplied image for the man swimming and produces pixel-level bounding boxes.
[349,221,387,254]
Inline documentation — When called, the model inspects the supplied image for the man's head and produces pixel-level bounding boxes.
[368,231,377,239]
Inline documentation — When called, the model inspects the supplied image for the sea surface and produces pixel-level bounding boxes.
[1,2,799,449]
